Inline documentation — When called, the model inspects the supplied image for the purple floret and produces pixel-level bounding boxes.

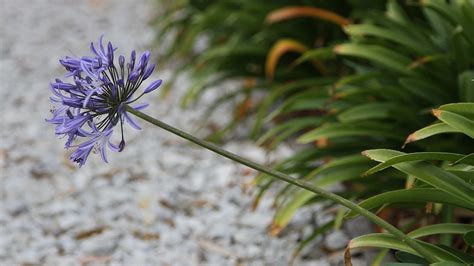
[47,35,162,167]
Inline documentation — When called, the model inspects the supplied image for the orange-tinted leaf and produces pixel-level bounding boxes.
[403,123,459,147]
[266,39,326,80]
[409,54,448,69]
[265,39,307,80]
[234,96,253,120]
[266,6,351,27]
[243,77,257,89]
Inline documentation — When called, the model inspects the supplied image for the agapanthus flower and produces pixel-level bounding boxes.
[47,36,162,166]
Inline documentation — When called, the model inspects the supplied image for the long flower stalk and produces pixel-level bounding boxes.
[126,105,439,263]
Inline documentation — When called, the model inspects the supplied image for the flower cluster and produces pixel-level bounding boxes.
[47,36,162,166]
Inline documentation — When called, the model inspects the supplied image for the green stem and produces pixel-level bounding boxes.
[126,105,439,263]
[440,205,454,246]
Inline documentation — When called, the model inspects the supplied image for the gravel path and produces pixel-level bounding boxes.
[0,1,373,265]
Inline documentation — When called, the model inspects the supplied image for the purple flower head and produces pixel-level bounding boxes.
[47,36,162,167]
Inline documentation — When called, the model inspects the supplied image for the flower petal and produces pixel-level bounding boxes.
[144,79,162,94]
[143,64,155,80]
[123,112,142,130]
[132,103,149,110]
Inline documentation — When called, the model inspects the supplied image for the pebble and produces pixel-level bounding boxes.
[80,231,121,256]
[324,230,350,251]
[0,0,370,265]
[345,216,374,238]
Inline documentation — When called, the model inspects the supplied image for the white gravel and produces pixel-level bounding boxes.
[0,0,374,265]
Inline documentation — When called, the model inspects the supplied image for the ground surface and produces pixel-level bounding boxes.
[0,0,372,265]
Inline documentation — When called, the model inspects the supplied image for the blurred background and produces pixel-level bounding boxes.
[0,0,373,265]
[2,0,473,265]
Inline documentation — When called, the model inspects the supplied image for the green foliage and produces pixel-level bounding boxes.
[354,102,474,264]
[253,6,473,259]
[154,0,474,264]
[153,0,381,117]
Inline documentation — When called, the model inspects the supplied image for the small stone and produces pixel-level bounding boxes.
[30,164,52,179]
[345,216,373,238]
[57,213,80,231]
[58,235,77,254]
[80,230,121,256]
[324,230,349,251]
[6,203,28,217]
